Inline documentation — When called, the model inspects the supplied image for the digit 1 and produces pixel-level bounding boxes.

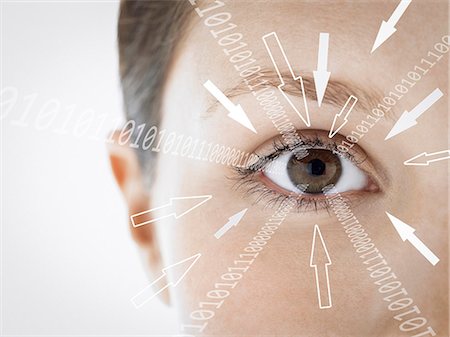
[210,23,237,38]
[195,0,225,17]
[414,65,429,76]
[54,104,76,135]
[190,139,202,159]
[377,103,391,111]
[223,42,247,56]
[170,134,185,155]
[104,117,123,144]
[420,58,436,68]
[233,259,254,265]
[88,112,108,140]
[129,123,146,149]
[428,51,443,61]
[252,85,271,97]
[201,142,213,161]
[234,58,256,71]
[389,91,403,100]
[401,78,415,88]
[228,266,249,273]
[366,114,380,123]
[151,129,167,152]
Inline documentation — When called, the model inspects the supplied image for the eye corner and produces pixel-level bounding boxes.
[230,128,384,213]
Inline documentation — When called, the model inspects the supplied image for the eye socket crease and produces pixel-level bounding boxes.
[204,69,396,122]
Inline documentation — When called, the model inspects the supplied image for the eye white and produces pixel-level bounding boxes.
[263,151,367,194]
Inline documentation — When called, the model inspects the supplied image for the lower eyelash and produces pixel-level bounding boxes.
[228,169,333,213]
[229,134,364,213]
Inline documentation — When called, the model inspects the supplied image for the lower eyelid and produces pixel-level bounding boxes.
[260,171,377,206]
[259,171,317,199]
[230,166,377,214]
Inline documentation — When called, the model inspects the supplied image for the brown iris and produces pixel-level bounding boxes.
[287,149,342,194]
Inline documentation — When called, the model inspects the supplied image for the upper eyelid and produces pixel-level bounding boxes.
[230,132,380,213]
[236,129,384,195]
[248,134,359,170]
[231,128,386,192]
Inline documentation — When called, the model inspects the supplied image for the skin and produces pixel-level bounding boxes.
[110,1,448,335]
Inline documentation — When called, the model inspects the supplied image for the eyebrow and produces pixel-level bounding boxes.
[206,69,388,120]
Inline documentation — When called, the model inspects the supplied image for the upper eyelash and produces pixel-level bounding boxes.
[234,135,364,176]
[229,134,361,213]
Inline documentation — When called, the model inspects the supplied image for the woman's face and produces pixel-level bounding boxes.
[126,1,448,335]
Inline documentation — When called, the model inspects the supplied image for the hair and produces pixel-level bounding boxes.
[118,0,194,180]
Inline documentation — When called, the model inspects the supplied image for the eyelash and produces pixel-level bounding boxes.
[230,134,366,213]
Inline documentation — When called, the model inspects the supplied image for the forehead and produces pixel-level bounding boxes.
[187,1,447,51]
[161,0,447,131]
[170,0,447,98]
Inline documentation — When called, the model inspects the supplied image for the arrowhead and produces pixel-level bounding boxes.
[404,152,429,166]
[329,113,348,138]
[228,104,257,133]
[313,70,331,107]
[385,110,417,140]
[228,208,248,227]
[371,20,397,53]
[310,225,332,267]
[171,195,212,219]
[163,253,201,286]
[278,82,311,127]
[386,212,415,241]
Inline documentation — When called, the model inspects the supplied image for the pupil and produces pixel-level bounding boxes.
[286,149,342,194]
[308,159,326,176]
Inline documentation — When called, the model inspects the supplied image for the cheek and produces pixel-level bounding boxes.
[152,154,286,321]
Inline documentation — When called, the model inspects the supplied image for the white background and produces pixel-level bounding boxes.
[1,1,177,335]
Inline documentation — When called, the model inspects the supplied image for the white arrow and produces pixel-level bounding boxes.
[385,88,443,140]
[130,195,211,227]
[328,95,358,138]
[131,253,201,308]
[371,0,412,53]
[386,212,439,266]
[203,80,257,133]
[404,149,450,166]
[262,32,310,127]
[310,224,332,309]
[313,33,331,107]
[214,208,247,239]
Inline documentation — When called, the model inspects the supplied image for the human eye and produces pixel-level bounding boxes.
[232,129,381,212]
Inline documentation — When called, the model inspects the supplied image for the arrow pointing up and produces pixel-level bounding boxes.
[371,0,412,53]
[131,195,212,227]
[131,253,201,308]
[310,224,332,309]
[313,33,331,107]
[163,253,202,286]
[203,80,257,133]
[385,88,443,140]
[214,208,247,239]
[386,212,439,266]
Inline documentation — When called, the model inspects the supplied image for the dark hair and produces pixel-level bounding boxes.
[118,0,193,179]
